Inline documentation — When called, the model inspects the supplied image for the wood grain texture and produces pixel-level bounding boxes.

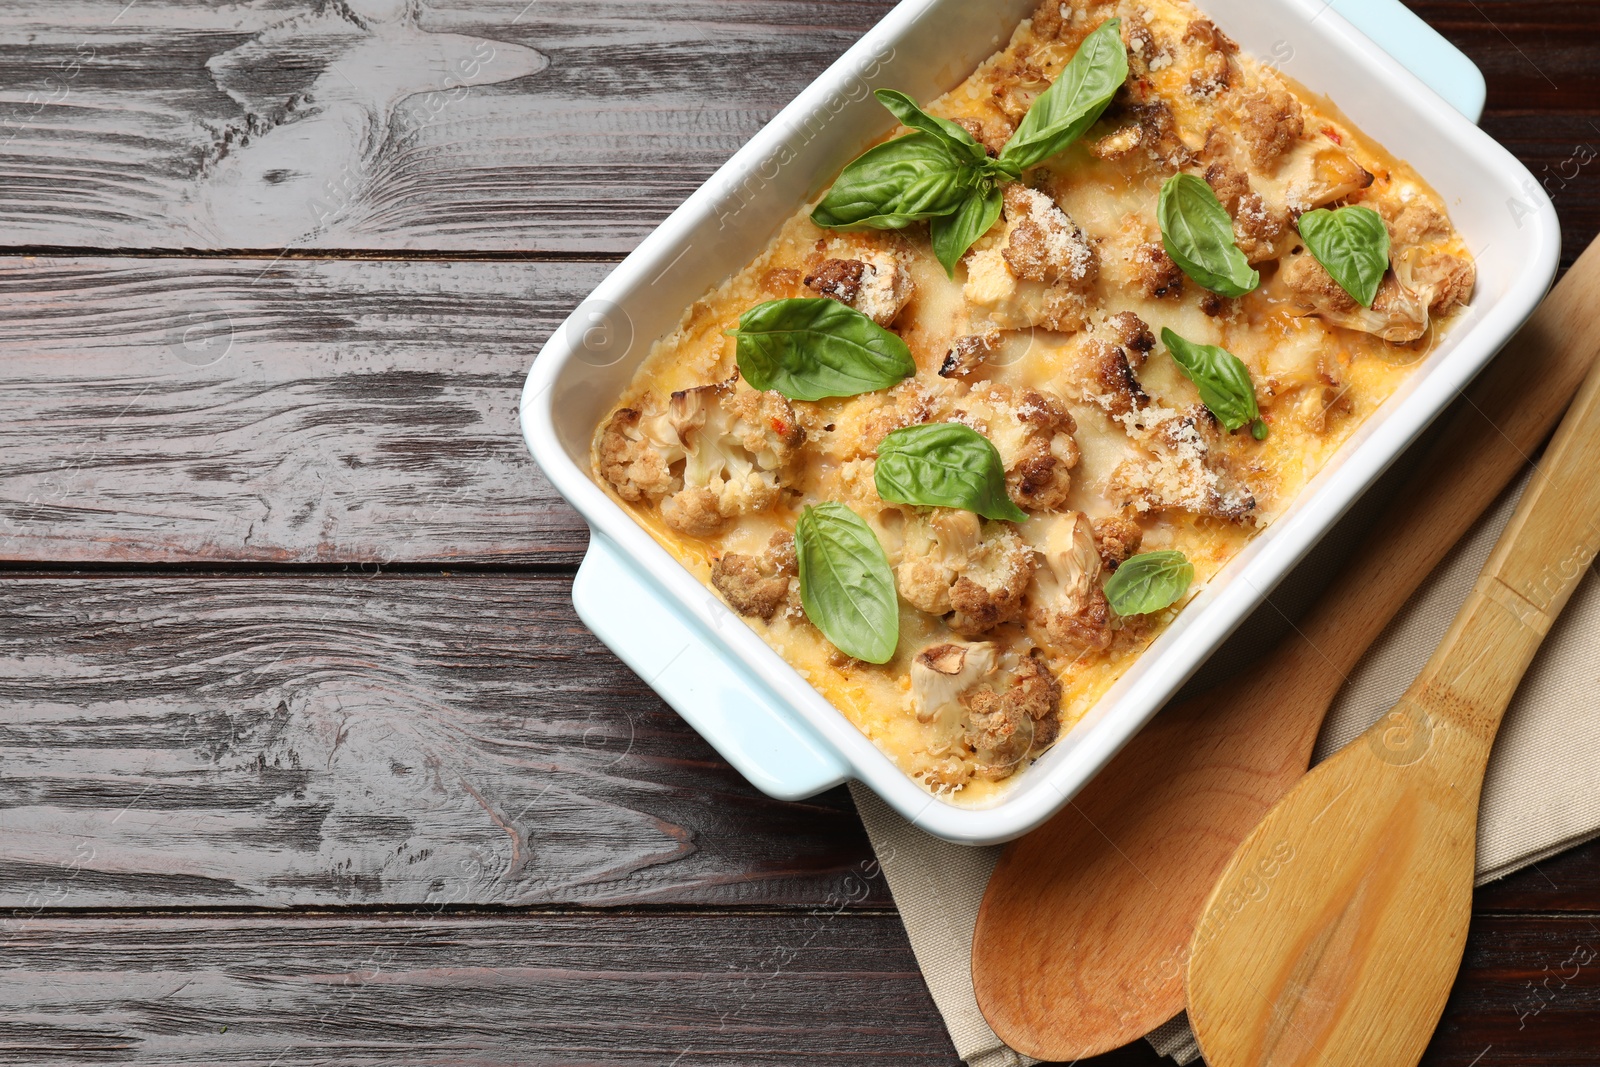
[0,1,1592,258]
[0,256,597,565]
[0,574,887,909]
[0,911,1589,1067]
[0,0,894,253]
[0,913,953,1066]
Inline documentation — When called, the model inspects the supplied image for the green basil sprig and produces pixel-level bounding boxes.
[812,20,1127,277]
[732,298,915,402]
[1158,173,1260,298]
[998,18,1128,171]
[796,502,901,664]
[874,423,1028,522]
[810,131,982,232]
[875,89,990,167]
[1297,205,1391,308]
[930,185,1005,278]
[1162,328,1268,440]
[1103,550,1194,616]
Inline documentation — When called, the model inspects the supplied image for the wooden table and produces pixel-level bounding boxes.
[0,1,1594,1063]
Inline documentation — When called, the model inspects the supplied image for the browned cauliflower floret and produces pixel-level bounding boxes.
[1092,515,1144,571]
[1075,338,1151,419]
[598,407,683,504]
[990,58,1052,125]
[1105,311,1157,361]
[966,654,1063,773]
[1024,512,1116,656]
[600,381,805,536]
[804,249,913,327]
[1204,158,1288,263]
[939,333,1001,379]
[711,532,798,620]
[666,384,805,535]
[965,186,1102,334]
[1240,89,1304,171]
[833,379,942,456]
[1129,241,1184,298]
[1091,99,1194,171]
[909,641,1063,784]
[1001,185,1100,288]
[956,382,1081,512]
[1382,199,1452,246]
[897,509,1035,637]
[1288,146,1375,212]
[1107,409,1257,521]
[1280,246,1446,344]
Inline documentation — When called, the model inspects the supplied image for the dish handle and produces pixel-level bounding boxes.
[573,534,852,801]
[1332,0,1486,122]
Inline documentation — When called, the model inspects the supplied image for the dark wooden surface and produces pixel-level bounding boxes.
[0,1,1595,1064]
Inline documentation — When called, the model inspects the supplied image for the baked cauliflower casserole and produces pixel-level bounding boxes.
[592,0,1475,803]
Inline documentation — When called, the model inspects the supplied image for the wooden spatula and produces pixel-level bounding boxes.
[972,238,1600,1061]
[1184,245,1600,1067]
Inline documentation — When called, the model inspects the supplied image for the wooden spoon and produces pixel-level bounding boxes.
[972,238,1600,1061]
[1184,247,1600,1067]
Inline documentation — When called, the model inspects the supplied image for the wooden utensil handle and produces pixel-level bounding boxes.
[1287,240,1600,691]
[1406,279,1600,744]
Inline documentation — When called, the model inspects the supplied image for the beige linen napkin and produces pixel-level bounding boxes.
[853,463,1600,1066]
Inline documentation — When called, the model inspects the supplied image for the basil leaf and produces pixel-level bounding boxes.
[999,18,1128,171]
[930,185,1004,278]
[875,423,1028,522]
[1158,173,1260,298]
[812,132,978,231]
[1103,550,1193,616]
[796,502,900,664]
[734,298,916,402]
[1161,328,1267,438]
[874,89,988,166]
[1297,205,1391,308]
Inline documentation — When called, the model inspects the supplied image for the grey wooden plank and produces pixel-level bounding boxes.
[0,574,887,909]
[0,256,595,565]
[0,0,894,253]
[0,913,955,1066]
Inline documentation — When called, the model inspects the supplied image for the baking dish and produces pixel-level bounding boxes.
[521,0,1559,845]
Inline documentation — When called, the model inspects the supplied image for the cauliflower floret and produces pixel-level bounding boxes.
[1240,89,1304,171]
[1283,144,1375,213]
[1107,409,1257,521]
[955,382,1081,512]
[1203,158,1289,264]
[965,186,1101,334]
[910,641,998,733]
[1092,515,1144,571]
[818,378,946,462]
[965,654,1062,777]
[939,332,1002,379]
[1090,99,1195,171]
[1280,237,1473,345]
[599,380,805,536]
[804,250,914,327]
[710,532,798,621]
[897,509,1035,637]
[598,406,685,504]
[1024,512,1116,656]
[909,641,1063,785]
[665,383,806,535]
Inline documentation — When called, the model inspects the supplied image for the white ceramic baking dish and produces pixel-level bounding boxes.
[521,0,1559,845]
